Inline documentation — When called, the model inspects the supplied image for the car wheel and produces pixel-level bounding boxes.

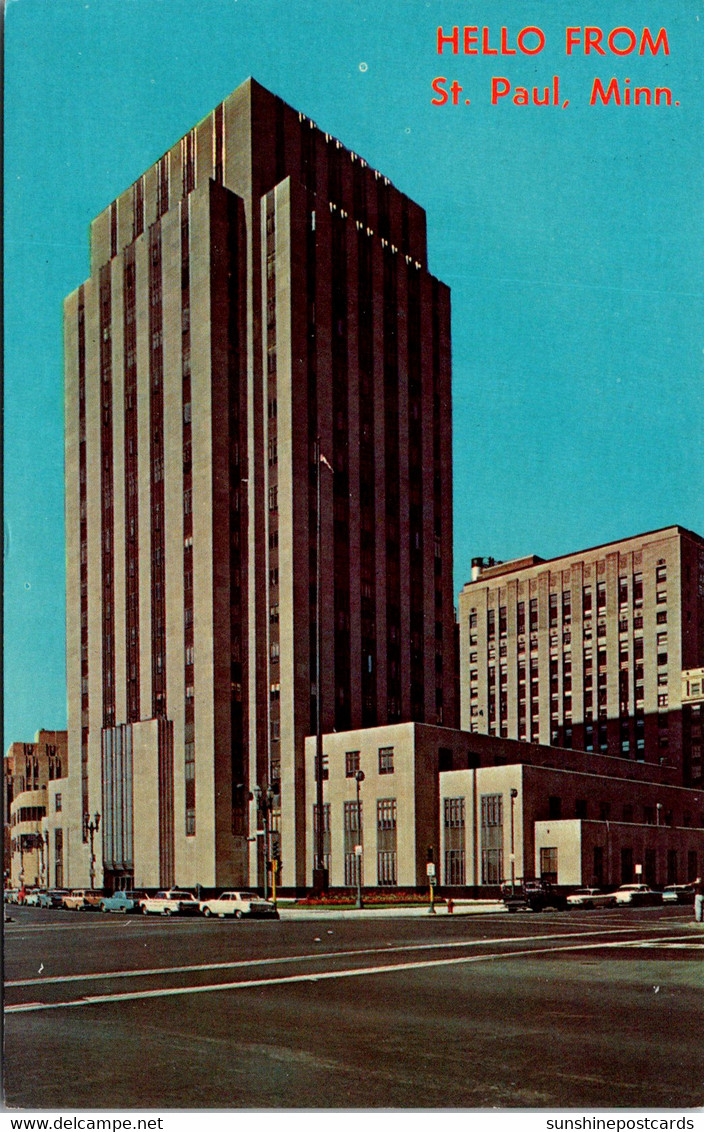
[234,909,243,919]
[142,905,149,915]
[163,908,172,916]
[100,903,108,913]
[203,907,212,917]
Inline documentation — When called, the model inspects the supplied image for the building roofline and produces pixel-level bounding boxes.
[461,523,704,588]
[441,759,704,797]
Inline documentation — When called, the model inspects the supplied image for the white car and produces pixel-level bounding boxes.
[612,884,660,906]
[140,890,201,916]
[662,884,695,904]
[199,891,279,919]
[565,887,616,909]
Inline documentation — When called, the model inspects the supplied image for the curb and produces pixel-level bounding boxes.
[278,902,507,920]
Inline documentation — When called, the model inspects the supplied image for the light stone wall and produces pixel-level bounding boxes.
[63,289,87,887]
[161,204,189,880]
[132,719,162,887]
[111,259,127,725]
[135,234,153,719]
[534,819,583,886]
[84,276,105,884]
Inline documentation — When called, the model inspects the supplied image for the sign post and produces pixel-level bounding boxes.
[427,860,436,915]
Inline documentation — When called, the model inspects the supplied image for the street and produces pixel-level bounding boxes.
[4,904,703,1109]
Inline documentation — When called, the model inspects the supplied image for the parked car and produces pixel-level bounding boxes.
[62,889,103,911]
[200,891,280,919]
[99,890,144,914]
[35,890,58,908]
[140,890,201,916]
[24,890,45,906]
[46,888,70,908]
[3,888,20,904]
[662,884,696,905]
[501,879,568,912]
[611,884,661,906]
[566,887,616,909]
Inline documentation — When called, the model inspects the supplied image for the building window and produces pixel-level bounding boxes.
[540,847,558,884]
[55,793,62,813]
[633,573,643,606]
[444,797,466,885]
[529,598,538,632]
[344,800,363,886]
[480,793,503,885]
[376,798,397,886]
[378,746,394,775]
[345,751,361,777]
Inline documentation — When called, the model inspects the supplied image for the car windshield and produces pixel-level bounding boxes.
[172,892,194,899]
[238,893,259,901]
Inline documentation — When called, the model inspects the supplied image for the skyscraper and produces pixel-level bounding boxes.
[64,78,456,890]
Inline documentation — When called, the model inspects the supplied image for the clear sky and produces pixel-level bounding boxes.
[4,0,703,749]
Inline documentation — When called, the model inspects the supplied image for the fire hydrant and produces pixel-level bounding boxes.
[447,897,454,915]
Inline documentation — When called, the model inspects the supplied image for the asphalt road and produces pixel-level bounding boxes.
[3,904,703,1110]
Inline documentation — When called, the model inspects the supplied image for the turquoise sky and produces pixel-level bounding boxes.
[4,0,703,748]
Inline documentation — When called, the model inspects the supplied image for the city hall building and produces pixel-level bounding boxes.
[63,78,456,892]
[458,526,704,787]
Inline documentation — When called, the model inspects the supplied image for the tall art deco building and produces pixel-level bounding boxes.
[64,79,456,891]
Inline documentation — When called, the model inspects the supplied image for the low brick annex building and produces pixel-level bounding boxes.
[305,723,704,892]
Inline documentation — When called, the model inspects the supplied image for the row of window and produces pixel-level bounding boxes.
[473,567,667,633]
[314,798,399,885]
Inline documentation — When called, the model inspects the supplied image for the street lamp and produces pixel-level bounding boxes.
[84,811,100,890]
[355,770,365,909]
[252,785,275,899]
[656,802,663,826]
[510,788,518,895]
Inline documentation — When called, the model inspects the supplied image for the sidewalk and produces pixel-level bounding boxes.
[277,899,506,920]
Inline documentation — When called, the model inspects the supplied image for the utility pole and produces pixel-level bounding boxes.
[313,435,328,894]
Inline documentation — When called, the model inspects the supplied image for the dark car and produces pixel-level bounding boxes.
[502,879,568,912]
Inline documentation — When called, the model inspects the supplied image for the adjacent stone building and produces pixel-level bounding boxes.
[4,730,68,888]
[458,526,704,786]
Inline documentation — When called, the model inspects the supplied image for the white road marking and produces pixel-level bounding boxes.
[5,935,700,1014]
[5,925,686,988]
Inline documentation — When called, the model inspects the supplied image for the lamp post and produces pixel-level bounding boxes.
[510,788,518,895]
[656,802,663,826]
[36,832,46,889]
[355,770,365,909]
[84,811,100,890]
[253,785,274,899]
